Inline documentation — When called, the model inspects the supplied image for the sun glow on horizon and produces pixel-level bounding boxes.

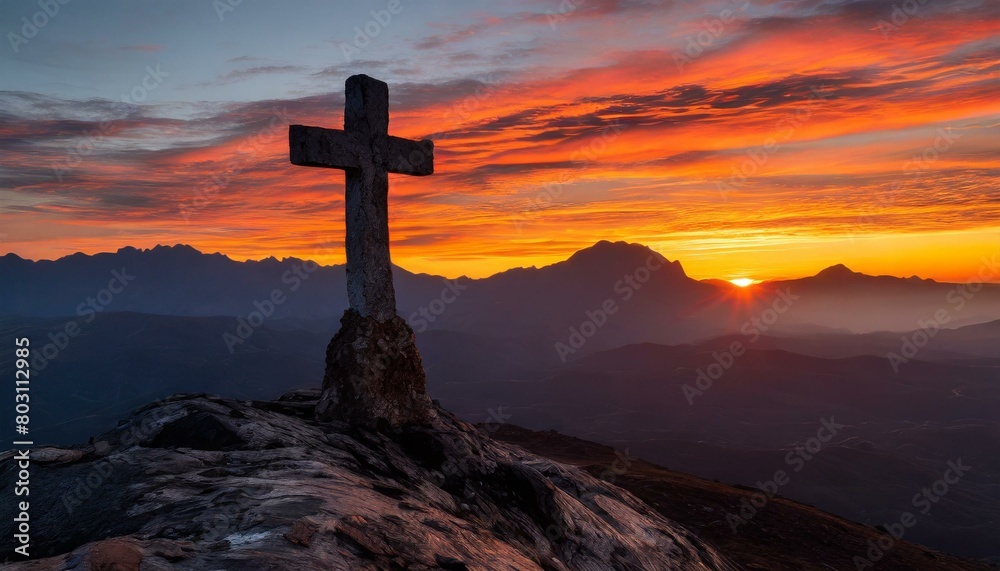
[730,278,755,287]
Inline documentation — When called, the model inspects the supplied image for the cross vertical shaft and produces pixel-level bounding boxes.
[289,74,433,322]
[344,76,396,321]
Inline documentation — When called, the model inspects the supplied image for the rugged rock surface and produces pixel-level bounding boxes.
[0,390,736,570]
[317,309,435,428]
[493,425,997,571]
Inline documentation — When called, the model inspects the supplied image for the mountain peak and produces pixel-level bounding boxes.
[151,244,201,255]
[567,240,674,269]
[815,263,857,279]
[113,244,204,257]
[587,239,647,253]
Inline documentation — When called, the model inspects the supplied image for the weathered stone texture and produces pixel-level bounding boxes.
[317,309,434,427]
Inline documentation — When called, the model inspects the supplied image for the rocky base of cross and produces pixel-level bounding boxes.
[316,309,435,428]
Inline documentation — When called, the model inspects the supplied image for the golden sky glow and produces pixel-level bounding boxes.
[1,0,998,281]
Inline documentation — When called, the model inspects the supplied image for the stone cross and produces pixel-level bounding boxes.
[289,74,433,322]
[289,75,436,428]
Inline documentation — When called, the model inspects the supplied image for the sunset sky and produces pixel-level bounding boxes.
[2,0,998,282]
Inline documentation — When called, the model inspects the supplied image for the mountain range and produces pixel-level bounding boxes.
[4,241,1000,354]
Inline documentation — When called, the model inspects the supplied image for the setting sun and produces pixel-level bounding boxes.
[730,278,755,288]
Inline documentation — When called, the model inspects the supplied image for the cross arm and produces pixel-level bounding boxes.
[290,124,433,175]
[386,136,433,176]
[289,124,362,169]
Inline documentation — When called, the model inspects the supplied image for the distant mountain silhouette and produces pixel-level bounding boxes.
[3,242,1000,343]
[753,261,995,332]
[425,240,718,350]
[0,245,448,320]
[813,263,858,280]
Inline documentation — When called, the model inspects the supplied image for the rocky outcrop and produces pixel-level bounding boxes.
[0,390,736,570]
[316,309,435,428]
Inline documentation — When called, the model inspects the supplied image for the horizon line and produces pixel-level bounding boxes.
[5,241,998,286]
